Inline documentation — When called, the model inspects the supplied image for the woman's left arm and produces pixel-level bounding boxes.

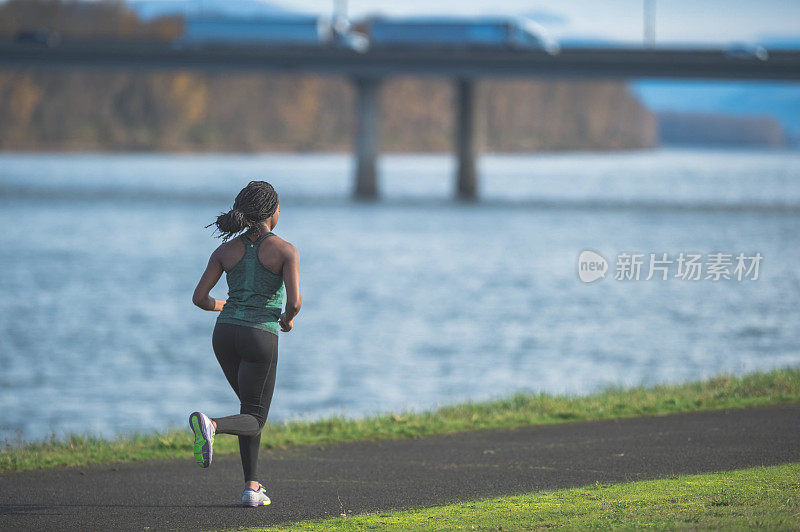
[192,248,226,311]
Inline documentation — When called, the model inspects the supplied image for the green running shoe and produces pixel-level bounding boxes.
[188,411,214,468]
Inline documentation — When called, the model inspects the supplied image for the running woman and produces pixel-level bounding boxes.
[189,181,301,508]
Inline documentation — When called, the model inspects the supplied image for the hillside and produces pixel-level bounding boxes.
[634,81,800,138]
[0,71,656,153]
[657,112,787,148]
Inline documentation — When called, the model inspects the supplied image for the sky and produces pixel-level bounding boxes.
[274,0,800,45]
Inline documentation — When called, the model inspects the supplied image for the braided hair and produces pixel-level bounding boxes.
[206,181,279,241]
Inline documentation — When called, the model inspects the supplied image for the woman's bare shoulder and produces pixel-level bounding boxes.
[269,234,299,258]
[212,238,243,258]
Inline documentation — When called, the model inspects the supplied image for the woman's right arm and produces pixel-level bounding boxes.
[192,247,226,312]
[279,244,301,332]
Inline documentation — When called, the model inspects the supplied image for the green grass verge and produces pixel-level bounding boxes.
[2,367,799,472]
[257,463,800,531]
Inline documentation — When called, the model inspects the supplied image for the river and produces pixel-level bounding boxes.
[1,148,798,442]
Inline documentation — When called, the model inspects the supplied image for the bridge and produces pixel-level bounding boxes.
[3,42,799,199]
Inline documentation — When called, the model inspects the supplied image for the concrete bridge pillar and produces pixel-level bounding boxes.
[353,76,381,200]
[455,78,477,200]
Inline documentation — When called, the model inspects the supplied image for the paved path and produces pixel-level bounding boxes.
[2,404,799,530]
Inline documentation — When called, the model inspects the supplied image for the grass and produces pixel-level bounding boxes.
[256,463,800,531]
[2,367,800,472]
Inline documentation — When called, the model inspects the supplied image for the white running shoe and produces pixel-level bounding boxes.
[242,485,271,507]
[188,411,214,468]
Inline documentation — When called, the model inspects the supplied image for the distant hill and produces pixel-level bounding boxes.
[657,112,787,148]
[634,82,800,136]
[633,35,800,138]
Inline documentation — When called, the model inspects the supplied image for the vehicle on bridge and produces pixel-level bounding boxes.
[14,28,61,48]
[363,16,559,54]
[178,15,367,51]
[725,43,769,61]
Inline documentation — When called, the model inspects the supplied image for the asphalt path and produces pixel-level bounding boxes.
[2,404,799,530]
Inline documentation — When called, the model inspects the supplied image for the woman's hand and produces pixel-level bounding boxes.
[278,312,293,332]
[192,295,225,311]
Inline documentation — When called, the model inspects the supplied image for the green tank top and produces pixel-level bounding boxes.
[217,232,284,336]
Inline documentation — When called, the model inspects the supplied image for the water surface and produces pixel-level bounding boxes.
[1,149,798,441]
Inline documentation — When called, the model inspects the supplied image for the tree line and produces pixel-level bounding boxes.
[0,0,656,152]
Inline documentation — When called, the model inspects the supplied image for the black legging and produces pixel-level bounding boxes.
[211,322,278,482]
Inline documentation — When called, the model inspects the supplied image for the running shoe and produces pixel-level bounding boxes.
[188,411,214,468]
[242,486,271,507]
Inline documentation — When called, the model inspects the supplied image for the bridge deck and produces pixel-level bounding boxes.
[2,42,799,80]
